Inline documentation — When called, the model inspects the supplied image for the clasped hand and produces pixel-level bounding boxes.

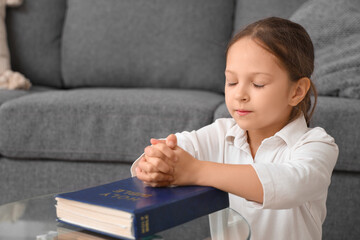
[135,134,199,187]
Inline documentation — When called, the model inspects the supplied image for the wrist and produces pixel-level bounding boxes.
[191,159,210,186]
[180,157,203,186]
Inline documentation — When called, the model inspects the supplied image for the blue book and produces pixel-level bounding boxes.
[55,177,229,239]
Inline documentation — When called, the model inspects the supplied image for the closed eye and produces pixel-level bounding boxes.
[253,83,265,88]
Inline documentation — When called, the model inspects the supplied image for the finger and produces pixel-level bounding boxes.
[144,147,176,171]
[150,138,166,145]
[152,143,178,162]
[148,171,174,182]
[136,167,146,181]
[144,145,167,160]
[138,156,173,175]
[145,155,174,174]
[138,156,157,173]
[135,166,143,176]
[144,181,172,188]
[137,170,167,185]
[166,134,177,149]
[137,169,173,183]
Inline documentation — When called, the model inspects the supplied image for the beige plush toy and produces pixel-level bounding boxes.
[0,0,31,90]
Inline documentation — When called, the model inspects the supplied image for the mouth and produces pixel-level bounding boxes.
[236,110,252,116]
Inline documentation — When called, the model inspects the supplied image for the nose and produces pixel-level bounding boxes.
[235,84,250,102]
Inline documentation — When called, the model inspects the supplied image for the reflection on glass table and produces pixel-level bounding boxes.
[0,194,250,240]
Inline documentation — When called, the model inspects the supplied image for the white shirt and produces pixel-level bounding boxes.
[131,116,338,240]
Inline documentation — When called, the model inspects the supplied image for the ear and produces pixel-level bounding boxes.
[289,77,311,106]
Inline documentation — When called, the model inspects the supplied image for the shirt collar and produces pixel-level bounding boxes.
[274,114,308,147]
[225,115,308,148]
[225,120,248,149]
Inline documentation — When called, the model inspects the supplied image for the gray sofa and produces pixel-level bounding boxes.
[0,0,359,239]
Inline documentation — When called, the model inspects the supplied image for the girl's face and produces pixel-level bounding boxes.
[225,37,296,135]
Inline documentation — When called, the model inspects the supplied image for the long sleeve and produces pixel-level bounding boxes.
[251,127,339,210]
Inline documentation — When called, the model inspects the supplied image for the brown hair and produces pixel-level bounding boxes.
[227,17,317,126]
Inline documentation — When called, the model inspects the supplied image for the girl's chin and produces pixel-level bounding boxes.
[234,119,255,131]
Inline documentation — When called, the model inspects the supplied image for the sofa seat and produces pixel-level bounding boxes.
[0,89,28,106]
[0,86,52,106]
[0,88,224,162]
[0,157,132,205]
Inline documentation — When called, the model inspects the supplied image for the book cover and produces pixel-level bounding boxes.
[55,177,229,239]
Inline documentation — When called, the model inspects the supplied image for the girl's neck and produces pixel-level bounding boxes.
[247,131,267,159]
[247,120,290,159]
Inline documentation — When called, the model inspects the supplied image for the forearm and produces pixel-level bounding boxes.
[194,161,264,204]
[137,141,263,204]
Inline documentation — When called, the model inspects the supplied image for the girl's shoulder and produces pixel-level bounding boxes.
[276,116,338,153]
[292,126,339,168]
[293,126,338,154]
[302,126,336,144]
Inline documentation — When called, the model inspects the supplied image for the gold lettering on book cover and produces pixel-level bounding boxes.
[99,188,153,202]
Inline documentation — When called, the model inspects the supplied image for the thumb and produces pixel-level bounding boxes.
[166,134,177,149]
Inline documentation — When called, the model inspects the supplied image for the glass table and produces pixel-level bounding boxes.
[0,194,250,240]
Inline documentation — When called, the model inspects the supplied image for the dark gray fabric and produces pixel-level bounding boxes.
[213,102,231,119]
[61,0,234,92]
[6,0,66,88]
[311,97,360,172]
[290,0,360,99]
[323,171,360,239]
[0,89,224,162]
[233,0,306,34]
[0,157,131,205]
[0,89,28,106]
[0,86,54,106]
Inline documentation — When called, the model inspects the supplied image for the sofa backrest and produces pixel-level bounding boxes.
[6,0,307,91]
[233,0,307,34]
[61,0,234,93]
[7,0,235,92]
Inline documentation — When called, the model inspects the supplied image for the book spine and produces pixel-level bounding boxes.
[133,189,229,238]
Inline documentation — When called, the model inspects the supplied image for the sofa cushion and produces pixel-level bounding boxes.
[290,0,360,99]
[0,157,132,205]
[6,0,66,88]
[214,97,360,172]
[0,89,28,106]
[324,171,360,239]
[213,102,231,119]
[61,0,234,93]
[0,89,224,162]
[0,86,54,106]
[233,0,306,33]
[311,97,360,172]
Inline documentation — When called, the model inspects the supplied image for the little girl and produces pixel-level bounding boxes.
[131,17,338,240]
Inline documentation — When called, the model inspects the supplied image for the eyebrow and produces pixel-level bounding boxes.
[225,70,236,75]
[225,69,273,77]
